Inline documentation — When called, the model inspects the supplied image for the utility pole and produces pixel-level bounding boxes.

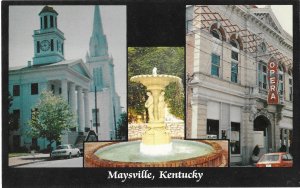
[94,85,99,141]
[113,104,117,139]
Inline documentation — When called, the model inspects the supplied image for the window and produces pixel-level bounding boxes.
[278,65,284,96]
[211,29,220,39]
[92,109,100,127]
[40,17,42,29]
[31,83,38,95]
[55,17,57,27]
[51,39,54,51]
[231,122,240,154]
[61,43,64,55]
[50,16,54,28]
[230,40,238,48]
[207,119,219,139]
[258,62,267,89]
[231,62,238,83]
[13,109,20,129]
[37,41,40,53]
[93,67,104,89]
[44,16,47,29]
[59,88,62,94]
[51,84,55,93]
[211,54,220,77]
[231,51,238,61]
[13,85,20,96]
[288,71,293,101]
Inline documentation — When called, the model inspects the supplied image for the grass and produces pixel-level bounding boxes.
[9,153,31,158]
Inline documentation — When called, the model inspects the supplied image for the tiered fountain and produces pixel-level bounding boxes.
[85,68,224,167]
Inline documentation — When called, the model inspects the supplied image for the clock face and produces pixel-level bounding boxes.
[40,40,50,51]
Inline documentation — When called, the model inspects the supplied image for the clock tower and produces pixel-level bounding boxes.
[33,6,65,65]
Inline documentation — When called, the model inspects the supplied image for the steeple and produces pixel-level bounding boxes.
[89,5,108,58]
[33,5,65,65]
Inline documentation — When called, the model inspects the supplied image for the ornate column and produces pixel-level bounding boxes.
[61,79,68,101]
[69,83,76,113]
[77,86,84,133]
[84,89,90,131]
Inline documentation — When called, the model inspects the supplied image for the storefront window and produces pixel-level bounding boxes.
[207,119,219,139]
[231,122,240,154]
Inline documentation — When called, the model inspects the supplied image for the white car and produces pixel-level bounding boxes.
[50,144,81,159]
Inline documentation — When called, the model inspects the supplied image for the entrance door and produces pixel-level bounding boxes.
[13,135,20,151]
[254,116,272,155]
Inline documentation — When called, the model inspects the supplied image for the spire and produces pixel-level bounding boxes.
[93,6,104,36]
[89,5,108,58]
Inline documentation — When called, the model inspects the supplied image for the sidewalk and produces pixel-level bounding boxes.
[9,153,50,167]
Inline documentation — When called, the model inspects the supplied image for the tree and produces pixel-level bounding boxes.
[116,112,128,140]
[128,47,184,122]
[28,91,76,150]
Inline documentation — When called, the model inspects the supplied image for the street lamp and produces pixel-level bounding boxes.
[94,85,99,141]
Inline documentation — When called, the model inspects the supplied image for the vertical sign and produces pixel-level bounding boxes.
[267,60,279,104]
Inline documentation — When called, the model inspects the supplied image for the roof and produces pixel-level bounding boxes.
[39,5,58,15]
[9,59,92,79]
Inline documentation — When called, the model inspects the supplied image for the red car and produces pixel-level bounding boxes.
[256,152,293,167]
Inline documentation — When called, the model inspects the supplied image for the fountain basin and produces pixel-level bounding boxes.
[85,140,224,167]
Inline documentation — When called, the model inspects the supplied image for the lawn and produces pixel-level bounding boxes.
[9,153,31,158]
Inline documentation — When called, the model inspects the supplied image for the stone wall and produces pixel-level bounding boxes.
[128,122,185,140]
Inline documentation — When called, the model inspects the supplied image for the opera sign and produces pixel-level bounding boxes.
[267,60,279,104]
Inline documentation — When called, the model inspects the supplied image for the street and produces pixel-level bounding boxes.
[16,156,83,168]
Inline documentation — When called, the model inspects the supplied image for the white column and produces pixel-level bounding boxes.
[39,82,48,94]
[77,86,84,132]
[61,79,68,101]
[84,89,90,131]
[191,99,198,138]
[69,83,76,113]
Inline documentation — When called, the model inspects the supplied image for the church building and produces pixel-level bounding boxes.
[8,5,122,151]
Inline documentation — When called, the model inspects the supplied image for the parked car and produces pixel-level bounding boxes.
[256,152,293,167]
[50,144,81,159]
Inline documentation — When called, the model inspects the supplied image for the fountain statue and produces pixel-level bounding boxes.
[130,67,182,155]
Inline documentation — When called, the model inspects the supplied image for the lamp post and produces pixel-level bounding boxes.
[94,85,99,141]
[113,103,117,139]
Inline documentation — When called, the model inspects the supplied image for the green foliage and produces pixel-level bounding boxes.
[28,91,76,146]
[116,112,128,140]
[128,47,184,122]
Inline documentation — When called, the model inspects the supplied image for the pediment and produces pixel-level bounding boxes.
[251,8,284,34]
[70,62,91,79]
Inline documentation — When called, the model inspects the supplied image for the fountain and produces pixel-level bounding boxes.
[130,67,182,155]
[84,68,225,167]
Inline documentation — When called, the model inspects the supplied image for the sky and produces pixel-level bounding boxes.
[257,5,293,36]
[9,5,127,109]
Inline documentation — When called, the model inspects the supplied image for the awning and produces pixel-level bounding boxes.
[278,118,293,130]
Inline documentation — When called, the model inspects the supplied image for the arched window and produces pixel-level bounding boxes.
[230,40,239,49]
[209,22,226,41]
[211,29,221,40]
